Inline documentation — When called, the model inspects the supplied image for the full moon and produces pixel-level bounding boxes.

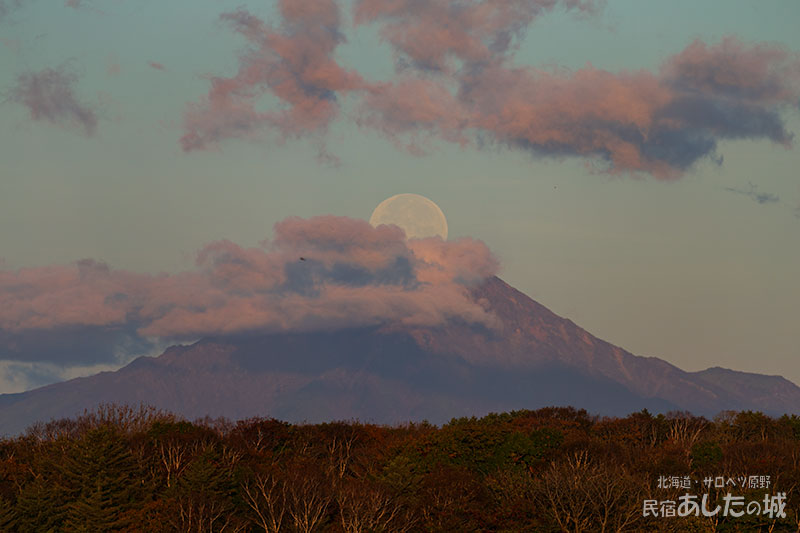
[369,193,448,240]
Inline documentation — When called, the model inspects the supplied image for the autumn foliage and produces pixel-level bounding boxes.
[1,404,800,532]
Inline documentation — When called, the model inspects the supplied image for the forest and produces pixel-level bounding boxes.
[1,404,799,532]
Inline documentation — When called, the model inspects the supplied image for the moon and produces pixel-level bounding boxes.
[369,193,448,240]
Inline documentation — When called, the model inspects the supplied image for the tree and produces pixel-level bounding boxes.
[169,446,243,532]
[0,495,15,531]
[535,451,645,533]
[284,462,333,533]
[241,467,287,533]
[60,425,143,531]
[13,475,68,532]
[336,478,415,533]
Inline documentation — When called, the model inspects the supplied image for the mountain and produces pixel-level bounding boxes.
[1,276,798,435]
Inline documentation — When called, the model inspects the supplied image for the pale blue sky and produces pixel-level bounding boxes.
[1,0,799,391]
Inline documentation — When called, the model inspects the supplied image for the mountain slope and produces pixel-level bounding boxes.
[0,276,797,435]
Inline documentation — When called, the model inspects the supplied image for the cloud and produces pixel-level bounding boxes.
[60,0,98,11]
[362,36,800,178]
[182,0,800,179]
[106,61,121,77]
[0,359,133,394]
[358,77,471,155]
[724,182,780,205]
[353,0,600,73]
[9,66,98,136]
[1,0,91,22]
[723,183,800,220]
[0,360,64,394]
[0,37,20,54]
[663,37,800,103]
[180,0,366,152]
[0,216,499,367]
[0,0,22,21]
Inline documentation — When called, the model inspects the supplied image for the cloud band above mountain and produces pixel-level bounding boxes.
[0,216,499,367]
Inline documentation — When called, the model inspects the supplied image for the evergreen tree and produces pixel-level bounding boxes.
[169,447,242,531]
[60,425,142,531]
[0,495,18,531]
[13,475,67,533]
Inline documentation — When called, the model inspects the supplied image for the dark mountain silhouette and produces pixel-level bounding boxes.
[1,276,798,435]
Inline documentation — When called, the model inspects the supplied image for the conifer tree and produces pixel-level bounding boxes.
[13,475,67,533]
[60,425,142,531]
[170,447,242,531]
[0,495,17,531]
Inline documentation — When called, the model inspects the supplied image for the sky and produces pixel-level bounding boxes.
[1,0,799,394]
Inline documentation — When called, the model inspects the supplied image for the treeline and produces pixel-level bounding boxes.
[1,405,800,532]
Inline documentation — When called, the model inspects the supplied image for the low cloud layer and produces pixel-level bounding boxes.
[180,2,800,178]
[10,67,97,136]
[0,216,498,368]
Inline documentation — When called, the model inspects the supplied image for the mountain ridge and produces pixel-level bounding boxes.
[0,276,797,435]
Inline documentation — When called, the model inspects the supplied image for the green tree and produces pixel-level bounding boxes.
[14,475,68,533]
[60,425,142,531]
[690,441,722,470]
[169,447,243,531]
[0,495,17,531]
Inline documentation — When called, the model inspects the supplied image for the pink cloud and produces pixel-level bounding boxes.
[11,67,98,136]
[181,0,800,178]
[359,77,471,154]
[181,0,366,152]
[0,37,20,53]
[0,260,140,331]
[358,37,800,177]
[0,217,499,348]
[272,215,412,270]
[409,237,499,285]
[461,64,678,176]
[354,0,599,73]
[663,37,800,104]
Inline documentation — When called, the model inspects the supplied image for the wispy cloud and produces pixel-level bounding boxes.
[724,182,780,205]
[1,0,93,22]
[0,0,22,22]
[9,66,98,136]
[106,60,121,77]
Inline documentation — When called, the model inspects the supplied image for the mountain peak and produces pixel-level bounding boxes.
[0,276,797,435]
